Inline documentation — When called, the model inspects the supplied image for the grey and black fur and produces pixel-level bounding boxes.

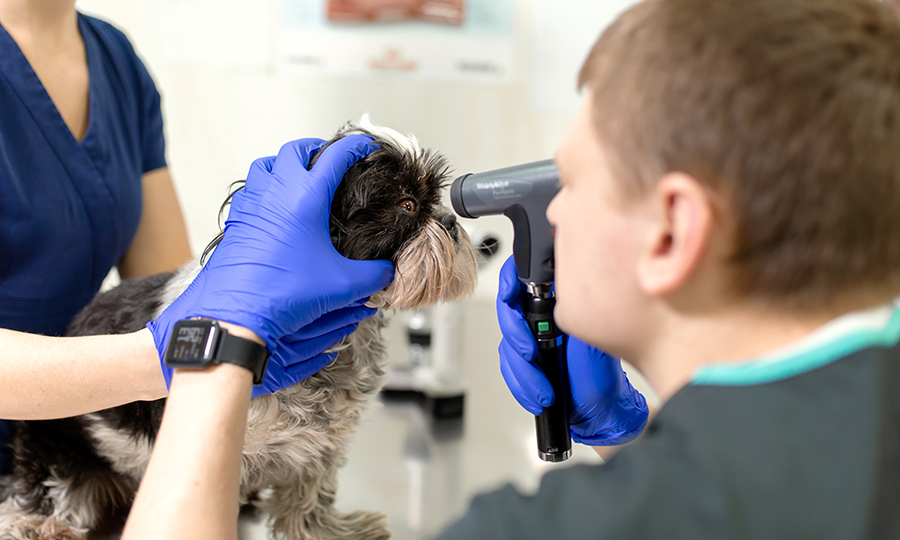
[0,116,478,540]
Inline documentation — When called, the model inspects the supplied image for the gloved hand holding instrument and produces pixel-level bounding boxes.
[451,160,647,460]
[497,256,649,446]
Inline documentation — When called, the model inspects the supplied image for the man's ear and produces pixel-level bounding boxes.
[637,172,714,297]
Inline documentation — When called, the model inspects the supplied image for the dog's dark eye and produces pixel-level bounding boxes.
[400,199,417,214]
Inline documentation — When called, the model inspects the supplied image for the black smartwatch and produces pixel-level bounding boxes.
[163,318,269,385]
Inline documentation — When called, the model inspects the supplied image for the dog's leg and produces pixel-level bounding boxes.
[43,471,134,533]
[259,466,389,540]
[0,498,87,540]
[0,468,133,540]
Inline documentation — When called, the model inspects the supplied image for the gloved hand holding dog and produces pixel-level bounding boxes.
[149,135,395,395]
[496,256,649,445]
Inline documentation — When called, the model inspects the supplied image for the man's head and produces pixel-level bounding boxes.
[550,0,900,355]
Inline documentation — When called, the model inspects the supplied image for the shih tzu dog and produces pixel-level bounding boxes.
[0,116,478,540]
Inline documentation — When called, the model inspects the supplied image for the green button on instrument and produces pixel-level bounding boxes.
[537,321,551,333]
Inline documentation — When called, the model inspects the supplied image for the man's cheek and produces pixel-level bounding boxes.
[553,296,574,335]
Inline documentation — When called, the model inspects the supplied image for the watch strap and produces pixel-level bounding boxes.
[216,330,269,385]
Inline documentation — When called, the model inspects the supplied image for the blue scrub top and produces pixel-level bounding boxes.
[0,13,167,473]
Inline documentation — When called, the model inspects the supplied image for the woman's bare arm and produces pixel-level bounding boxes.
[118,167,193,279]
[0,328,166,419]
[121,324,260,540]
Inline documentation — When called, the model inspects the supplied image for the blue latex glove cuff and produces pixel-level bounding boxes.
[569,376,649,446]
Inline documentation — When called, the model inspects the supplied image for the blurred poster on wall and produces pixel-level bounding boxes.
[530,0,641,112]
[158,0,275,68]
[327,0,465,25]
[281,0,514,83]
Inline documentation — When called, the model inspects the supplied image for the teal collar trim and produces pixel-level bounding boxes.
[691,304,900,386]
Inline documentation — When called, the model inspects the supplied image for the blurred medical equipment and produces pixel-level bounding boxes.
[382,228,500,419]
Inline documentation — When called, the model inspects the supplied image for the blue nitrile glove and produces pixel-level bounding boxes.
[496,255,649,445]
[252,301,375,397]
[188,134,393,348]
[149,255,381,397]
[149,134,394,394]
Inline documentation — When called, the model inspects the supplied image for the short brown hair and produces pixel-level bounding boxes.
[579,0,900,312]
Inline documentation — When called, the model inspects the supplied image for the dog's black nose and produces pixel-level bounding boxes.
[439,212,457,232]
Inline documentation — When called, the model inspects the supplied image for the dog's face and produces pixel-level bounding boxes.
[314,116,477,310]
[203,116,478,311]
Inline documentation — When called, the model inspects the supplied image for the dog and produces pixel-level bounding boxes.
[0,116,478,540]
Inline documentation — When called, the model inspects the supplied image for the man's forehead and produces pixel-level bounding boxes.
[560,98,605,177]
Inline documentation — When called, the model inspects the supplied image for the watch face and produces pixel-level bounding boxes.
[167,320,218,362]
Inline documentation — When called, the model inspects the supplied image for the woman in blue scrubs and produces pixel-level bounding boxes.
[0,0,192,473]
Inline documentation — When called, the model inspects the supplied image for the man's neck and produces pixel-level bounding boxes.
[635,305,839,403]
[0,0,78,46]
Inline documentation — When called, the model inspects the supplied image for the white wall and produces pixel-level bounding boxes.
[75,0,595,300]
